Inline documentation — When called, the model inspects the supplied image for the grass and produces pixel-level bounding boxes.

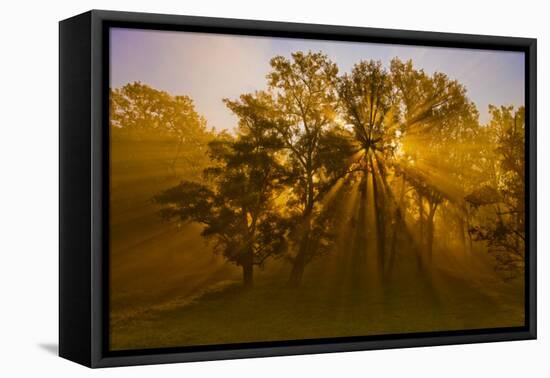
[110,257,524,351]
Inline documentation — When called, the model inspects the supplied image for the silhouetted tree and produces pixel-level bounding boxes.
[154,99,289,288]
[265,52,356,286]
[467,106,525,278]
[338,60,400,275]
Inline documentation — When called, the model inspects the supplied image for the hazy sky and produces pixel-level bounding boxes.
[110,27,524,130]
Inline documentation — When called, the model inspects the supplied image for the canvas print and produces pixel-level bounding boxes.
[108,28,526,351]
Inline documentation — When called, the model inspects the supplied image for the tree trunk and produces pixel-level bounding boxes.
[351,171,368,285]
[289,201,313,287]
[464,207,473,254]
[288,167,315,287]
[458,215,466,248]
[425,202,438,265]
[288,228,310,287]
[242,261,253,289]
[242,246,254,289]
[370,157,386,273]
[416,194,425,270]
[386,173,406,278]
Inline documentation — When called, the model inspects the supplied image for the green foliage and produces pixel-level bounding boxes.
[154,96,291,285]
[223,53,357,282]
[338,60,397,154]
[111,82,207,137]
[110,82,212,178]
[465,185,501,207]
[265,52,346,213]
[137,53,525,286]
[467,106,525,277]
[390,59,478,134]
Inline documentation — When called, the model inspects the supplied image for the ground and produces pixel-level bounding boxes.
[110,252,524,350]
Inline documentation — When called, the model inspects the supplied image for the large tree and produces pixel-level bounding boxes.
[154,96,289,288]
[265,52,355,285]
[338,60,400,275]
[389,59,479,268]
[335,58,482,279]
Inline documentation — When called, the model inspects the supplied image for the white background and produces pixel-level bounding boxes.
[0,0,546,376]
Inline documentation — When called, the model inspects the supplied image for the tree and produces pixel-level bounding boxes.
[467,106,525,278]
[390,59,479,268]
[154,96,289,288]
[338,60,400,275]
[110,82,211,178]
[265,52,355,285]
[397,165,447,267]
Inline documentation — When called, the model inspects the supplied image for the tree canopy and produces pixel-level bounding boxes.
[135,53,527,288]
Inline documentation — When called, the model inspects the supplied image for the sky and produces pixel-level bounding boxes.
[110,27,525,130]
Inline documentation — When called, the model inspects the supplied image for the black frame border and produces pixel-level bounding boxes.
[82,9,535,368]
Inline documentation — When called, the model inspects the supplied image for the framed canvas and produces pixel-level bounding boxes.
[59,10,537,368]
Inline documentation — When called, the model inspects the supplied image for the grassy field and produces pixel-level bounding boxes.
[110,254,524,351]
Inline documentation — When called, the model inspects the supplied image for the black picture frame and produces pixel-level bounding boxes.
[59,9,537,368]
